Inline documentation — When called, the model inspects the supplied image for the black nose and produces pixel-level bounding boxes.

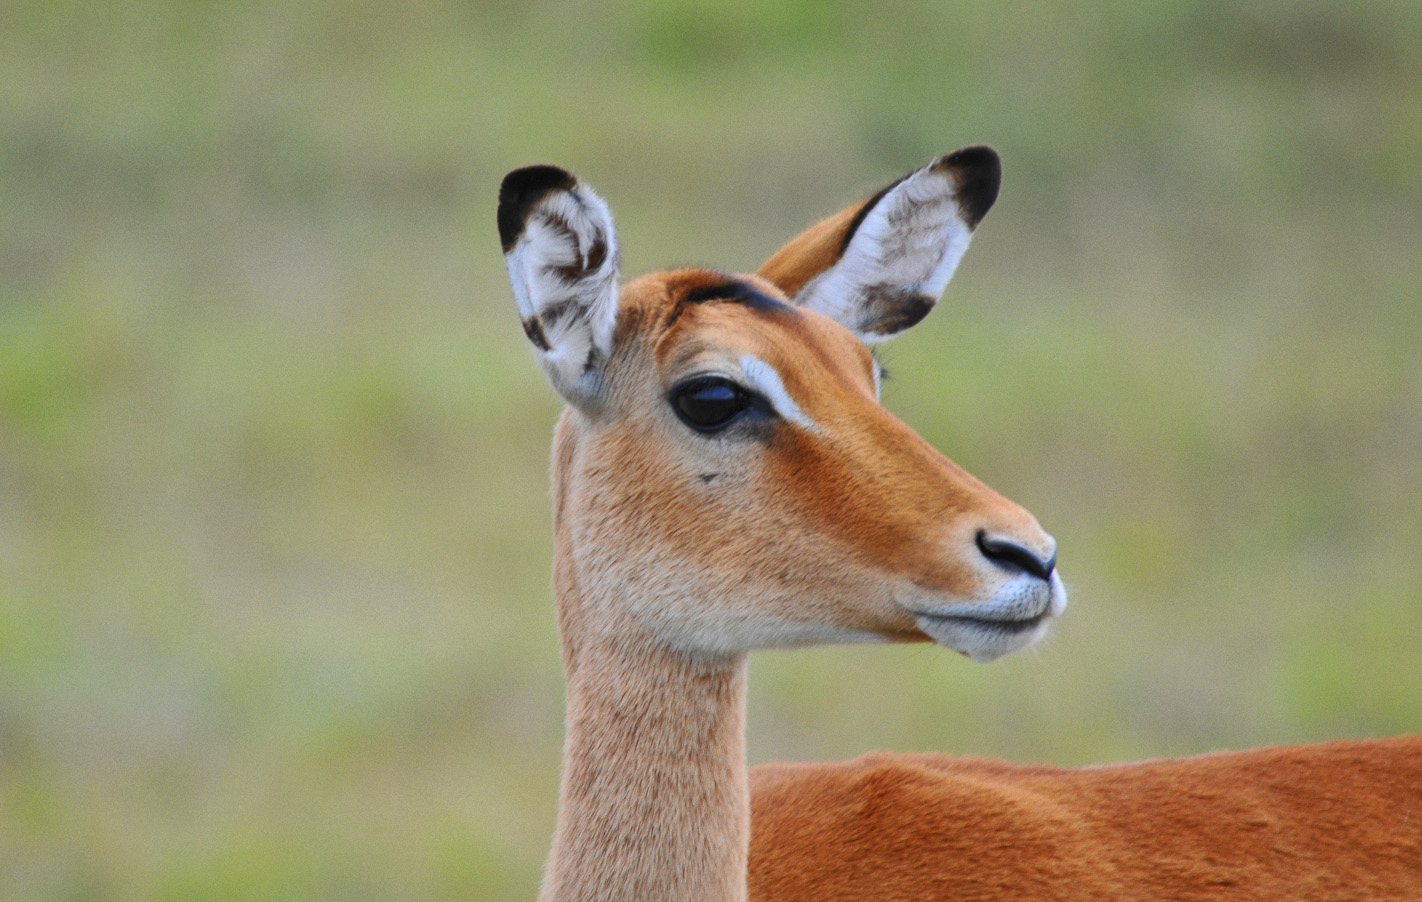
[976,530,1056,581]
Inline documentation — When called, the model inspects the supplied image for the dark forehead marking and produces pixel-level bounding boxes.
[678,277,801,319]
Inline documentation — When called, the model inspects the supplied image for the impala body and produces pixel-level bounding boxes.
[497,149,1422,901]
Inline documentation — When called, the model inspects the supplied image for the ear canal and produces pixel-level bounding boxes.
[499,165,620,407]
[756,146,1001,344]
[756,196,884,300]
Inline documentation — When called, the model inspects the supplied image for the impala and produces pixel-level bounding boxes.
[496,148,1422,901]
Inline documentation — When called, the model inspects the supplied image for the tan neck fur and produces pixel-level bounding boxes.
[540,584,750,902]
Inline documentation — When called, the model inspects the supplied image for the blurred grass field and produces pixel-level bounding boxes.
[3,1,1421,898]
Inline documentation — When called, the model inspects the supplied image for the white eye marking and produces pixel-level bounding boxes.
[739,355,817,433]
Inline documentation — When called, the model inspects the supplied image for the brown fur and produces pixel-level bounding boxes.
[756,202,867,298]
[505,161,1422,901]
[750,739,1422,900]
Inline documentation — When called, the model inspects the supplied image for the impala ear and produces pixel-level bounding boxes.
[499,165,620,407]
[756,146,1001,344]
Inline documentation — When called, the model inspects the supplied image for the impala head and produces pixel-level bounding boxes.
[499,148,1065,663]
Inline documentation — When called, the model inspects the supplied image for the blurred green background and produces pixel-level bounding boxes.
[3,0,1420,898]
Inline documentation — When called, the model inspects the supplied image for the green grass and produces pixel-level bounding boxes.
[3,1,1421,897]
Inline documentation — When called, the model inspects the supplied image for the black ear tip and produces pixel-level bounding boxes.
[500,164,577,200]
[939,145,1002,229]
[498,165,578,252]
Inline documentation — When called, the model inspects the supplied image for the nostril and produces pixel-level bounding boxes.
[975,530,1056,581]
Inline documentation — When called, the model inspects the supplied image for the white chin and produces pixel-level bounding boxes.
[915,613,1050,662]
[913,573,1067,662]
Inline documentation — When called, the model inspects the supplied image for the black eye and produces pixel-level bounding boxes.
[670,377,750,432]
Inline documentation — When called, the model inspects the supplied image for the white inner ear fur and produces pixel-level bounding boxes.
[504,186,620,374]
[795,164,974,342]
[739,355,818,433]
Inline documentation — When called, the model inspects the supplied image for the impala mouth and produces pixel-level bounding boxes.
[919,609,1050,636]
[906,580,1064,663]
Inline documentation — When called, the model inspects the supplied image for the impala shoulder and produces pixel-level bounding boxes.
[750,753,1075,825]
[748,754,1118,899]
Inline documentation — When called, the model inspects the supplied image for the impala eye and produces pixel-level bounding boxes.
[670,377,751,432]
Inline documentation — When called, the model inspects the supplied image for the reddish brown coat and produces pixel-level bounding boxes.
[751,738,1422,900]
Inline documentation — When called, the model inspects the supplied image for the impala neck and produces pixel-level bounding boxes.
[541,586,751,902]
